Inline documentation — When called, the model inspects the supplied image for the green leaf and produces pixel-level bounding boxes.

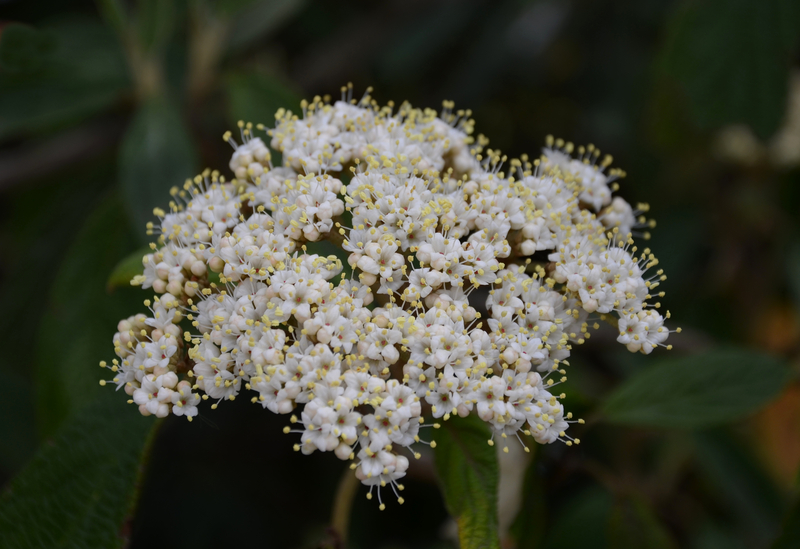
[433,415,500,549]
[601,349,790,429]
[509,449,546,549]
[107,246,153,290]
[136,0,177,53]
[0,392,157,549]
[0,371,37,473]
[662,0,796,138]
[694,430,784,547]
[773,497,800,549]
[34,194,143,438]
[0,18,130,138]
[608,496,676,549]
[224,0,307,54]
[224,70,302,127]
[0,24,56,73]
[119,96,198,241]
[541,487,613,549]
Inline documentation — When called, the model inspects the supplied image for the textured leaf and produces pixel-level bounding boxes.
[107,246,152,289]
[224,70,302,127]
[602,349,790,429]
[663,0,797,138]
[608,496,676,549]
[119,97,198,241]
[434,415,500,549]
[0,18,129,138]
[34,194,143,438]
[0,392,156,549]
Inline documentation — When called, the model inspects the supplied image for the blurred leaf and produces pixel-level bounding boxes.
[0,18,129,138]
[608,496,676,549]
[510,451,546,549]
[108,246,152,289]
[541,487,613,549]
[119,96,198,240]
[602,349,790,429]
[694,430,785,547]
[136,0,176,53]
[772,497,800,549]
[693,523,748,549]
[433,414,500,549]
[34,194,142,438]
[662,0,798,138]
[0,392,156,549]
[0,371,37,473]
[786,240,800,310]
[224,0,307,53]
[224,70,302,127]
[0,24,56,73]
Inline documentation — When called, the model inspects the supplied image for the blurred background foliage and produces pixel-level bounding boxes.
[1,0,800,548]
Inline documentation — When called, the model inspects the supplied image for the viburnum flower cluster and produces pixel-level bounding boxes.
[101,85,677,508]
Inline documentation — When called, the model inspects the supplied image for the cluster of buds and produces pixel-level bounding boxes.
[101,85,677,507]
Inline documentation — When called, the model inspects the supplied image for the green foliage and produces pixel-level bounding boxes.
[694,430,784,547]
[509,450,546,549]
[0,18,129,138]
[118,97,198,240]
[608,496,676,549]
[224,70,302,127]
[0,372,37,473]
[663,0,800,138]
[772,496,800,549]
[107,246,153,289]
[223,0,308,53]
[541,487,613,549]
[433,415,500,549]
[601,349,790,429]
[34,195,142,438]
[0,393,156,549]
[0,24,56,73]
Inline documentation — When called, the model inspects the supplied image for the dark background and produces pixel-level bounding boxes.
[1,0,800,548]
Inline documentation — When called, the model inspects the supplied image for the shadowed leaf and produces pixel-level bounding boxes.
[434,414,500,549]
[602,349,790,429]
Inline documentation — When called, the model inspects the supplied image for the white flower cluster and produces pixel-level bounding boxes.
[102,86,677,508]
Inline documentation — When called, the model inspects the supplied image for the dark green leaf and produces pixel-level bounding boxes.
[434,415,500,549]
[0,392,157,549]
[136,0,176,53]
[541,487,613,549]
[119,96,198,240]
[224,70,302,127]
[509,449,546,549]
[608,496,676,549]
[0,24,56,73]
[772,496,800,549]
[0,18,129,138]
[0,371,37,473]
[694,430,784,547]
[107,246,153,290]
[663,0,795,138]
[35,194,143,438]
[602,349,790,429]
[786,240,800,311]
[224,0,306,53]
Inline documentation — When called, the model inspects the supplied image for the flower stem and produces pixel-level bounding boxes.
[330,468,359,546]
